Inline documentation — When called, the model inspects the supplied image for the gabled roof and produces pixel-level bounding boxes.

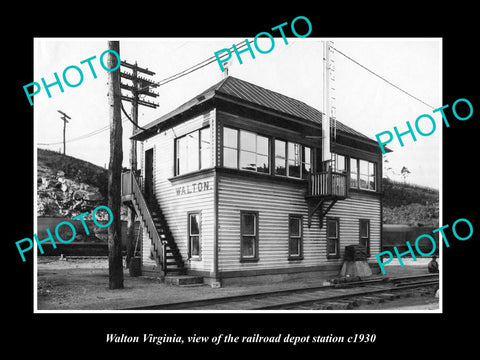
[133,76,378,146]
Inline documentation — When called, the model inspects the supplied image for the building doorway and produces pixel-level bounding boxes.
[144,148,154,200]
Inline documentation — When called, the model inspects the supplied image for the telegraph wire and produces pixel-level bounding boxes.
[37,120,125,146]
[121,102,148,131]
[38,40,254,146]
[138,39,254,90]
[331,45,435,110]
[38,102,147,146]
[39,41,435,146]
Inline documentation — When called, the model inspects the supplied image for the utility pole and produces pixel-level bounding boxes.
[120,61,158,268]
[57,110,71,155]
[107,40,124,290]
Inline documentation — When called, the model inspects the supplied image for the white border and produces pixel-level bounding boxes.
[33,37,443,314]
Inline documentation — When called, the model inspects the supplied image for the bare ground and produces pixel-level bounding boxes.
[36,256,439,311]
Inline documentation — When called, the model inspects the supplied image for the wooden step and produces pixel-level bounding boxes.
[141,196,185,271]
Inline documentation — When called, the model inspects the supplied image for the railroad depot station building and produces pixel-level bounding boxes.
[121,76,385,287]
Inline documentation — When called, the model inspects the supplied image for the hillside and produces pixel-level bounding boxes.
[37,149,438,226]
[37,148,109,218]
[382,178,439,226]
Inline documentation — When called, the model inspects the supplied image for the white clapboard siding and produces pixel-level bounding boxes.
[217,175,380,272]
[140,110,215,273]
[327,193,382,257]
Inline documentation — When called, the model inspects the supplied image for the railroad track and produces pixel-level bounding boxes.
[266,277,439,310]
[124,273,439,311]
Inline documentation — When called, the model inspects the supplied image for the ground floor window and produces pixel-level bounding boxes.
[327,217,340,259]
[289,215,303,259]
[188,212,201,259]
[240,211,259,261]
[359,219,370,256]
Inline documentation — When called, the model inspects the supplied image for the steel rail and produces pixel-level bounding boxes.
[122,274,439,310]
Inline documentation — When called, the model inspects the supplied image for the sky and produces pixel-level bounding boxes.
[33,37,442,189]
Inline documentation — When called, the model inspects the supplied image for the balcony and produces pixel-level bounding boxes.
[306,170,348,199]
[305,170,348,228]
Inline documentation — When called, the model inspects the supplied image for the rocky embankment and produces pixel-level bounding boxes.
[37,149,133,246]
[37,167,106,219]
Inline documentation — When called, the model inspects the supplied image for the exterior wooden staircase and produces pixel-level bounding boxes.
[121,170,185,276]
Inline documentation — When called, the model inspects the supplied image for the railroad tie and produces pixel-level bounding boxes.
[318,301,354,310]
[376,293,399,301]
[359,296,386,303]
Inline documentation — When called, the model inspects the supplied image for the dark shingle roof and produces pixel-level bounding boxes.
[135,76,376,144]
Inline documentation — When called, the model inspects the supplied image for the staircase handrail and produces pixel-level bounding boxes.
[128,171,165,271]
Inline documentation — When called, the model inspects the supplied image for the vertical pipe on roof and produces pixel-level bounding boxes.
[322,41,332,164]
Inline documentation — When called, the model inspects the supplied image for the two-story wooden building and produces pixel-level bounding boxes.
[121,76,384,287]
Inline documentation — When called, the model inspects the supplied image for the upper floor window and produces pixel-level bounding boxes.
[223,127,238,169]
[350,158,358,188]
[222,126,313,179]
[360,160,376,191]
[223,127,270,174]
[332,153,346,173]
[275,139,287,176]
[200,127,212,171]
[240,130,270,173]
[275,139,312,179]
[175,127,211,176]
[349,157,376,191]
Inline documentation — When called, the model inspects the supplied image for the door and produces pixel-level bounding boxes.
[144,148,154,200]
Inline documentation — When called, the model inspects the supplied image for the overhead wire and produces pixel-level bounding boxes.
[138,39,254,90]
[121,102,148,131]
[331,45,435,110]
[38,41,434,146]
[38,40,253,146]
[37,121,124,146]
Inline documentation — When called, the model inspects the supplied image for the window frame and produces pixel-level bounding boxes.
[359,219,370,256]
[274,139,287,176]
[332,153,347,174]
[221,126,316,180]
[274,138,312,179]
[199,127,212,170]
[239,130,270,174]
[288,215,303,260]
[326,217,340,259]
[187,211,201,260]
[223,126,239,169]
[240,211,259,262]
[348,157,377,192]
[223,127,271,174]
[175,126,212,176]
[301,146,312,180]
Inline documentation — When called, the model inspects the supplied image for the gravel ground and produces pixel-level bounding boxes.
[36,256,438,311]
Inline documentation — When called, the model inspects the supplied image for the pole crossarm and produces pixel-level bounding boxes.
[57,110,71,155]
[120,82,158,97]
[121,61,155,76]
[57,110,71,120]
[121,95,159,109]
[119,71,158,87]
[120,60,159,109]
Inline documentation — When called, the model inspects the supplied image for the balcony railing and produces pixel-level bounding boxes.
[307,171,348,198]
[120,170,166,272]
